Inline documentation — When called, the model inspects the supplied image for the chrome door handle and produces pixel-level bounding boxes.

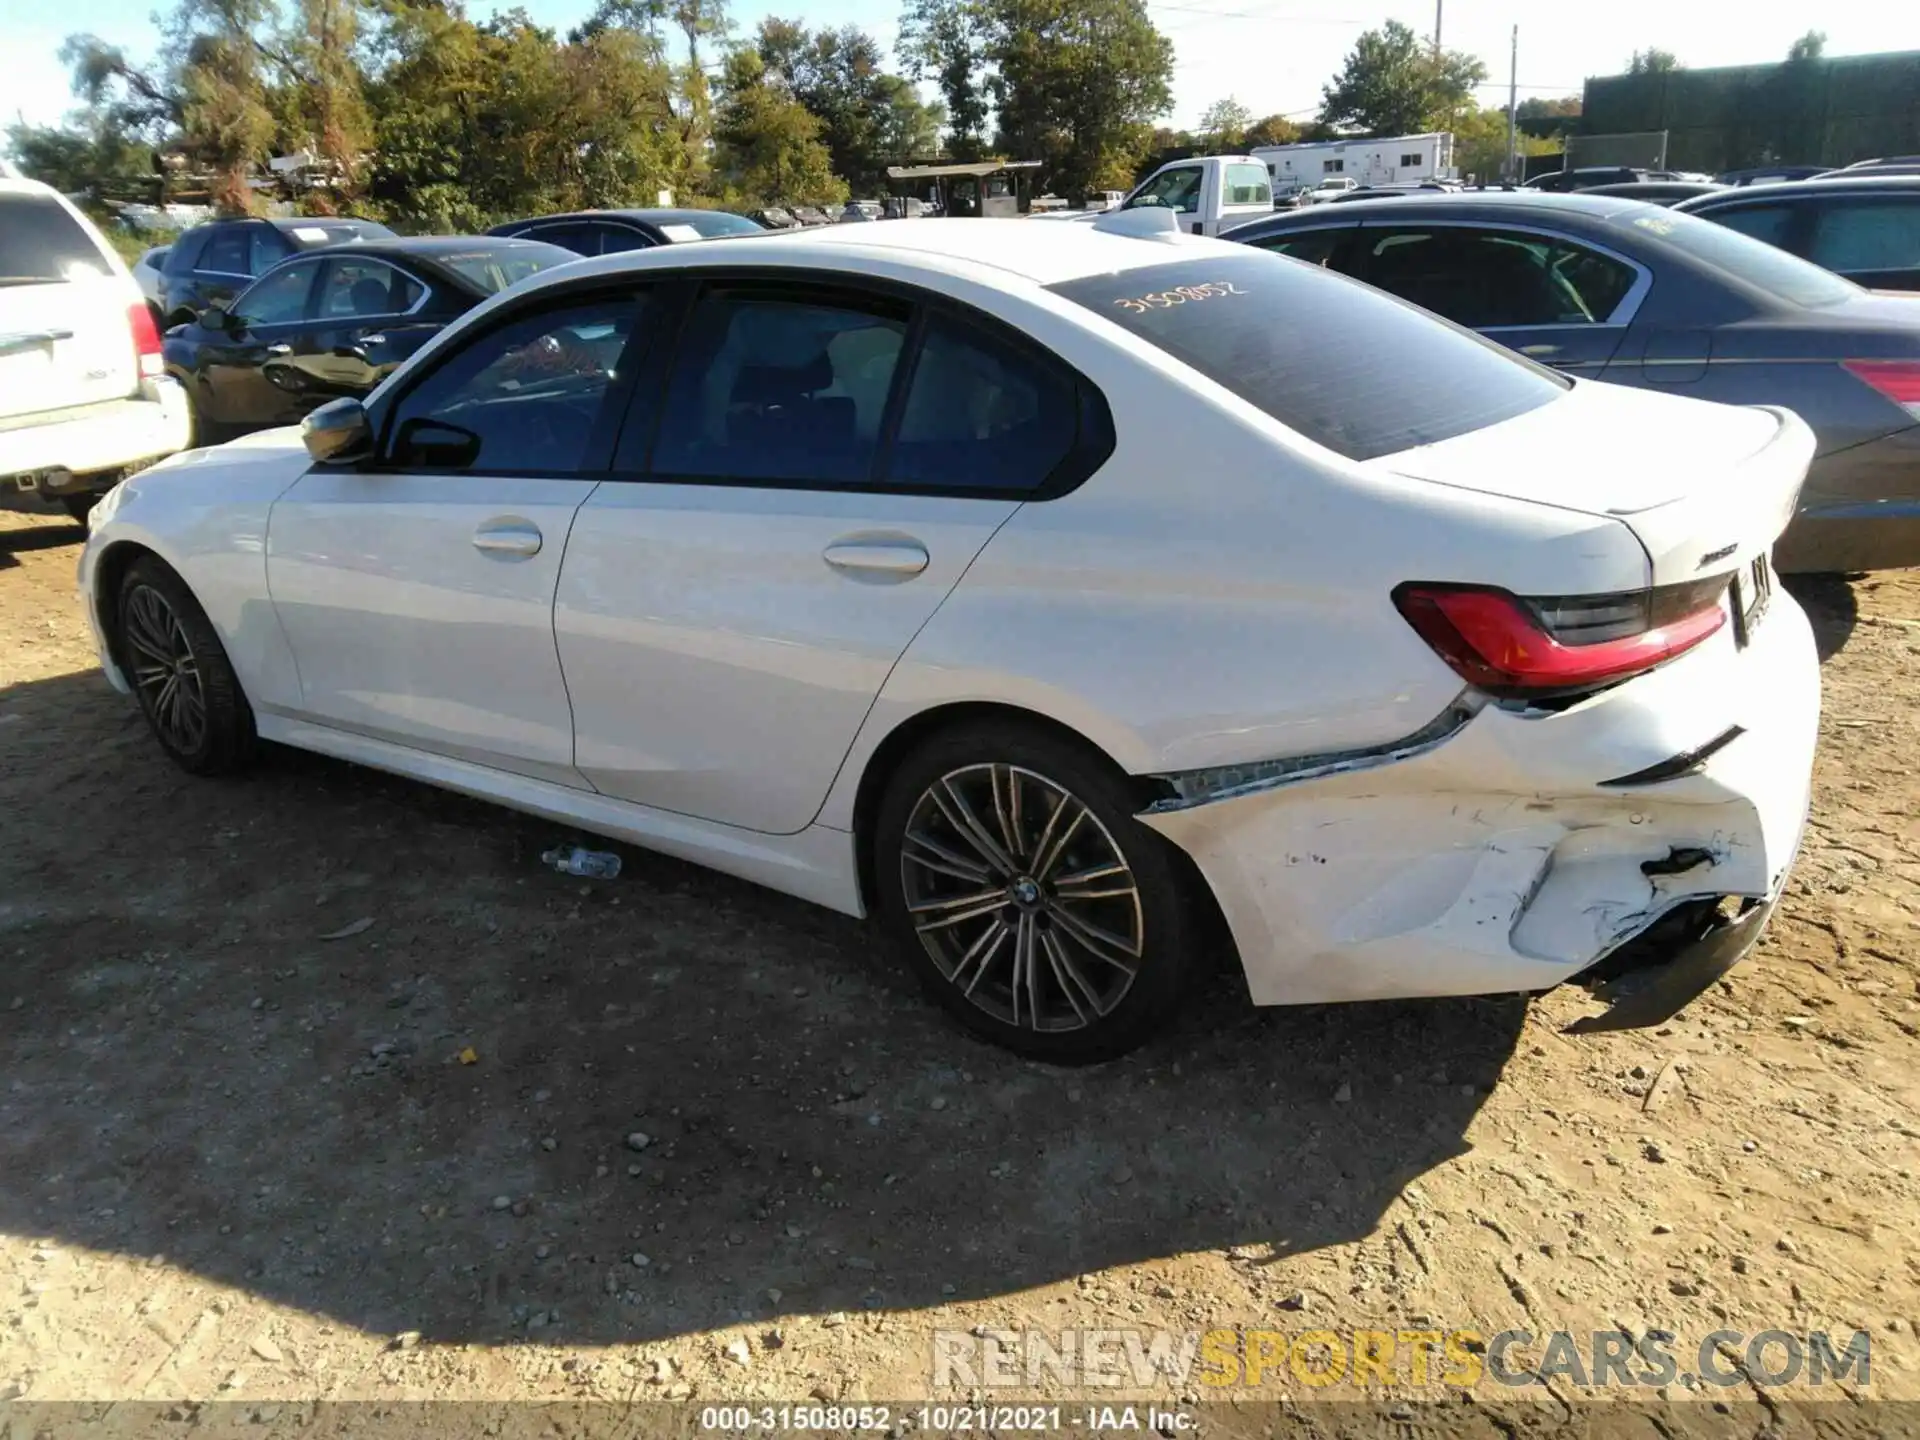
[264,343,293,356]
[823,538,929,577]
[473,520,543,558]
[1519,344,1560,357]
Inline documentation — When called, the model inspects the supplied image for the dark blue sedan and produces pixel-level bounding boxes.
[1226,193,1920,572]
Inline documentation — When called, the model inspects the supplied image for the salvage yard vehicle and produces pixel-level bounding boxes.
[1230,191,1920,573]
[162,237,574,442]
[488,208,764,254]
[1675,175,1920,292]
[1,175,191,520]
[158,215,395,329]
[1116,155,1276,235]
[80,214,1818,1062]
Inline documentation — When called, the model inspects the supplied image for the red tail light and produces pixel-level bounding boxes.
[128,302,164,381]
[1843,359,1920,418]
[1393,577,1730,699]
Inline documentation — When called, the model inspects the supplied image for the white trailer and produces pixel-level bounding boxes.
[1252,132,1457,197]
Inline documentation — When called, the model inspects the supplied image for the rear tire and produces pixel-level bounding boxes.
[116,556,257,775]
[871,720,1200,1064]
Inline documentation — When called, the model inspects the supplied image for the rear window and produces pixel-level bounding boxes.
[0,192,109,285]
[1048,251,1566,461]
[1613,206,1856,307]
[435,243,573,294]
[673,212,763,239]
[284,220,396,250]
[1225,163,1272,206]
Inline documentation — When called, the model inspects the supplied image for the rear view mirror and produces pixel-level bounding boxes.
[302,397,372,462]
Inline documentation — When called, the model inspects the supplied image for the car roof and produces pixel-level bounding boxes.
[1684,174,1920,203]
[501,216,1233,290]
[1244,191,1652,225]
[499,208,747,227]
[343,235,560,258]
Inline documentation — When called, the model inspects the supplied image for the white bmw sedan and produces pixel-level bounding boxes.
[78,215,1820,1063]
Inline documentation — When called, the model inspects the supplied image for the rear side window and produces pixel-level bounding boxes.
[1049,251,1567,462]
[1702,203,1796,248]
[250,227,292,273]
[1809,200,1920,273]
[0,192,108,284]
[1615,206,1855,307]
[1357,228,1638,327]
[889,316,1077,491]
[1245,229,1348,267]
[198,228,251,275]
[595,225,653,254]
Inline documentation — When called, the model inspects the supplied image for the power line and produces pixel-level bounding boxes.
[1149,2,1363,22]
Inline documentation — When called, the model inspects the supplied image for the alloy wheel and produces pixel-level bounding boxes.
[898,763,1144,1033]
[122,583,209,754]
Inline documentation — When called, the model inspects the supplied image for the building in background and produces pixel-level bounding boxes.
[1250,133,1456,196]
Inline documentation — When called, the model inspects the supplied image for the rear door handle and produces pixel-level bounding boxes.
[823,537,929,577]
[473,519,543,558]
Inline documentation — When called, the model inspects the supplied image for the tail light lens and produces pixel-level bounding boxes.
[1843,359,1920,419]
[128,302,164,381]
[1393,576,1730,700]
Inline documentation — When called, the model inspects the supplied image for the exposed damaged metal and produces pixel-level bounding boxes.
[1143,695,1484,813]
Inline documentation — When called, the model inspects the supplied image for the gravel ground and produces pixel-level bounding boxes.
[2,495,1917,1428]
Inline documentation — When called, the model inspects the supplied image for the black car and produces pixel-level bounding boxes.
[487,208,763,255]
[1718,165,1833,186]
[749,207,799,230]
[1524,166,1650,193]
[1581,181,1725,206]
[158,216,395,327]
[1228,192,1920,573]
[1676,176,1920,291]
[162,236,574,441]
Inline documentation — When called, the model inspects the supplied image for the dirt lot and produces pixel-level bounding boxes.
[3,494,1919,1427]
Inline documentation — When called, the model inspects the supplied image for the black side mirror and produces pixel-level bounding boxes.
[302,397,372,462]
[391,417,481,469]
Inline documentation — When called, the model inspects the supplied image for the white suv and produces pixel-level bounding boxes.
[0,178,192,520]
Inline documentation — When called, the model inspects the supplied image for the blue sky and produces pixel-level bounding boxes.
[4,0,1910,141]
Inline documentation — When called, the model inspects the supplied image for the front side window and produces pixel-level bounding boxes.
[1703,203,1797,249]
[1224,163,1272,206]
[889,316,1077,492]
[1247,228,1348,268]
[650,290,909,485]
[1049,251,1566,462]
[1129,167,1203,214]
[1359,228,1635,328]
[318,259,423,319]
[234,260,320,326]
[250,227,292,275]
[1808,199,1920,273]
[595,225,653,255]
[384,295,643,474]
[526,223,594,255]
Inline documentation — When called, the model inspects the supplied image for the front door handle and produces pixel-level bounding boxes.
[1519,343,1560,357]
[264,343,293,356]
[823,537,929,577]
[473,519,543,558]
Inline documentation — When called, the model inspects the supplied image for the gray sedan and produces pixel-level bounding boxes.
[1226,192,1920,572]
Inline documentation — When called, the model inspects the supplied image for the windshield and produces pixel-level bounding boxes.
[1615,205,1858,307]
[0,192,109,285]
[1050,251,1567,462]
[436,242,575,294]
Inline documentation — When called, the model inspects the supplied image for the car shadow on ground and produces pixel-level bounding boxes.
[0,502,84,570]
[1783,572,1859,662]
[0,665,1525,1347]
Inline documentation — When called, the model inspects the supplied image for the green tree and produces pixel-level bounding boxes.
[753,20,942,191]
[1787,31,1826,62]
[1319,20,1485,138]
[6,121,156,198]
[711,47,847,206]
[1627,48,1680,75]
[1243,113,1300,148]
[896,0,990,158]
[1197,95,1252,149]
[986,0,1174,197]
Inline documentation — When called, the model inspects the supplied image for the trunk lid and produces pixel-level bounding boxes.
[1376,379,1814,586]
[0,187,139,424]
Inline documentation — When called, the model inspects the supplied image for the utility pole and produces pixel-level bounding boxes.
[1505,24,1519,183]
[1433,0,1442,55]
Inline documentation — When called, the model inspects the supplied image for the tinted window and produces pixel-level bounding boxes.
[1129,167,1203,214]
[1359,228,1637,327]
[651,290,908,485]
[526,223,593,255]
[1809,199,1920,273]
[1225,163,1272,206]
[595,224,653,254]
[671,212,763,239]
[386,295,642,473]
[1704,203,1796,248]
[234,260,319,325]
[890,316,1077,492]
[1612,207,1855,307]
[435,243,574,294]
[167,229,207,271]
[198,228,251,274]
[1049,252,1566,462]
[318,259,422,317]
[250,227,291,274]
[1246,229,1347,268]
[0,192,107,284]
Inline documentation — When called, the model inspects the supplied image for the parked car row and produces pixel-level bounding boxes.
[80,207,1825,1060]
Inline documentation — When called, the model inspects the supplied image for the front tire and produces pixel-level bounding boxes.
[872,720,1200,1064]
[116,557,256,775]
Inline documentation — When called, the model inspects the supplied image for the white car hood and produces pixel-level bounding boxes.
[1375,381,1814,586]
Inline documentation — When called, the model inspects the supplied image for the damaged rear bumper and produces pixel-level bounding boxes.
[1140,584,1818,1027]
